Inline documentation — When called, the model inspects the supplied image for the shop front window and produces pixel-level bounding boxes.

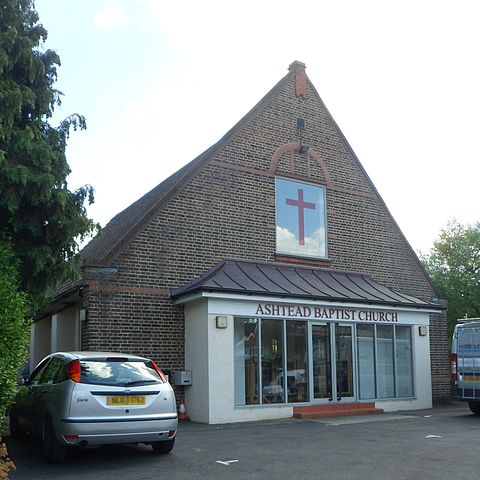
[261,319,285,404]
[234,317,414,407]
[396,326,413,397]
[377,325,395,398]
[357,324,414,400]
[234,318,259,405]
[357,324,376,399]
[286,321,308,402]
[235,317,309,406]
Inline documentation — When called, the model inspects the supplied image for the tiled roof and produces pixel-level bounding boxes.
[171,259,444,310]
[80,72,293,264]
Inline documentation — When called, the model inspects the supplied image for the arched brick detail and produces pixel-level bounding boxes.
[269,143,333,187]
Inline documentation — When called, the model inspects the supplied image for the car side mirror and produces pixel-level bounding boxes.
[22,377,32,386]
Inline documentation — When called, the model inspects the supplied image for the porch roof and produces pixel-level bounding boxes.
[171,259,444,310]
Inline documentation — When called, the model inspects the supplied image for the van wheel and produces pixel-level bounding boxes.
[468,401,480,415]
[42,419,66,464]
[151,437,175,454]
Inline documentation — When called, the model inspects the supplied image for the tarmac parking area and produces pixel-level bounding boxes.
[5,402,479,480]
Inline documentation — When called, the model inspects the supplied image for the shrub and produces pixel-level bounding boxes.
[0,242,30,426]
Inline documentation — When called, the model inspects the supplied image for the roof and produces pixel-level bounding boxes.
[80,70,294,265]
[171,259,444,310]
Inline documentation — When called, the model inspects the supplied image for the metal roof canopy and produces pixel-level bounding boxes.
[171,259,444,310]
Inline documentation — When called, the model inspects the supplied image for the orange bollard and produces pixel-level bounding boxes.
[178,399,189,421]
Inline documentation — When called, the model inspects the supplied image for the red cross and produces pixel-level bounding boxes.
[286,189,316,245]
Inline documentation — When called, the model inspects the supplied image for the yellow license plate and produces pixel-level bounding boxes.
[106,395,146,406]
[463,376,479,383]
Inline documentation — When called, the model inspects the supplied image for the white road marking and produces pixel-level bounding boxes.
[216,460,239,466]
[425,434,442,438]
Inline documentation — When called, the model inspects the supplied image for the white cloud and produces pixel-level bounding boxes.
[277,226,326,258]
[94,7,128,31]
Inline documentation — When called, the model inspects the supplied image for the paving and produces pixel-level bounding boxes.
[4,402,479,480]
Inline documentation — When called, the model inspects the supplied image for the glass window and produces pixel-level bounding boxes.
[28,357,52,386]
[54,362,69,383]
[396,326,414,397]
[286,321,308,402]
[79,359,162,387]
[357,324,376,399]
[234,318,259,405]
[261,319,285,404]
[276,177,327,258]
[377,325,395,398]
[336,325,354,397]
[41,357,65,384]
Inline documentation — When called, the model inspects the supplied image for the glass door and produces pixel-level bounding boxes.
[311,324,332,401]
[310,322,355,403]
[335,324,354,401]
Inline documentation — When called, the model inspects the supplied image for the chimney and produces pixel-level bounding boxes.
[288,60,307,99]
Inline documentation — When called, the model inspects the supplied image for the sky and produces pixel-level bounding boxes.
[34,0,480,254]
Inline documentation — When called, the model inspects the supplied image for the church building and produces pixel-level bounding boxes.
[33,61,449,423]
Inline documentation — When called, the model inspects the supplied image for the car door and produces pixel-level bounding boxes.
[34,357,71,430]
[22,357,52,436]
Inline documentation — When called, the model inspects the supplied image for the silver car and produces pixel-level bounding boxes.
[9,351,178,463]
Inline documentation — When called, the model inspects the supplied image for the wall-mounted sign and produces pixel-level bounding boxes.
[255,303,398,323]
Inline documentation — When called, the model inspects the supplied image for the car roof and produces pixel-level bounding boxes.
[50,351,151,362]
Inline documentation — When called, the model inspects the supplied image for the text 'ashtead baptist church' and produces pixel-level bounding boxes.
[33,61,449,423]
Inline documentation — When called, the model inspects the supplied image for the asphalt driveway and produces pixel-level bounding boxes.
[5,402,479,480]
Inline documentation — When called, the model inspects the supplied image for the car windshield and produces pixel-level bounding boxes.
[79,359,162,386]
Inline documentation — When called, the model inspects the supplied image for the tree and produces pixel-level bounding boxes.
[0,4,96,473]
[421,220,480,334]
[0,0,97,304]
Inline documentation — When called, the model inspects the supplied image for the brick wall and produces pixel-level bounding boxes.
[81,68,450,402]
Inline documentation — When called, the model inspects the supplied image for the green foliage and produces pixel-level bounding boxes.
[0,0,98,302]
[421,220,480,334]
[0,242,30,429]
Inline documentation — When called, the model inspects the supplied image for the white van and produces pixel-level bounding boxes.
[451,320,480,414]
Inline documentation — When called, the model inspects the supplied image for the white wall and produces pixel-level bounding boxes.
[31,306,81,371]
[30,317,52,370]
[184,300,210,423]
[52,307,79,352]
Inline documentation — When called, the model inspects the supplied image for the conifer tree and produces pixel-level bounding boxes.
[0,0,97,301]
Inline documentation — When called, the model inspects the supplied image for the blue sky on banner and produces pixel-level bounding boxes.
[34,0,480,253]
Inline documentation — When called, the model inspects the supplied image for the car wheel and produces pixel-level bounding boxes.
[468,401,480,415]
[42,418,66,464]
[151,437,175,454]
